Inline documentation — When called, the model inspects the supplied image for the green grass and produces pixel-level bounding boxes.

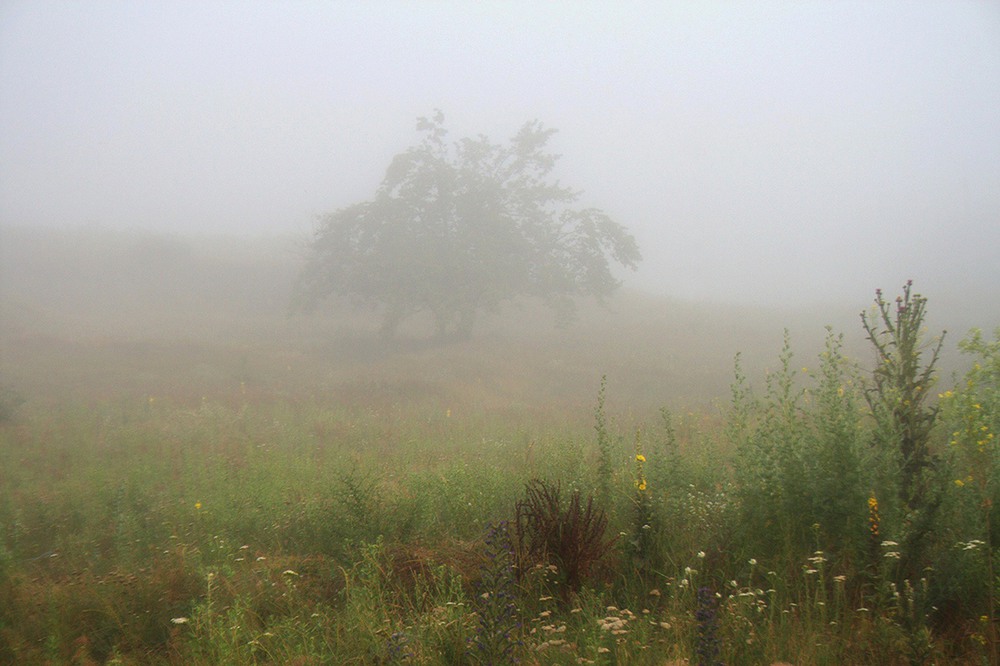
[1,229,998,664]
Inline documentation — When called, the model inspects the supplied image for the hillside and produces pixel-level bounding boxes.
[0,225,973,415]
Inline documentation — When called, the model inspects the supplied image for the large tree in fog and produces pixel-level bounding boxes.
[293,112,641,338]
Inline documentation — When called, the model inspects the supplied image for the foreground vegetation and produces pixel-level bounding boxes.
[1,257,997,663]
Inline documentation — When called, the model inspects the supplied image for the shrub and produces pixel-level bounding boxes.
[514,479,615,596]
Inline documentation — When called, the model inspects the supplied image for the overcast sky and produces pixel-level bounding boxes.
[1,1,998,307]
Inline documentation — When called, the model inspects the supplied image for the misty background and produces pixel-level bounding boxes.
[1,1,999,411]
[2,1,998,305]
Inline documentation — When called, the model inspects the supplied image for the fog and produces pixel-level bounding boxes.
[2,1,999,310]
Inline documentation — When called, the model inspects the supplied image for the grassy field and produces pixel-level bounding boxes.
[1,227,997,664]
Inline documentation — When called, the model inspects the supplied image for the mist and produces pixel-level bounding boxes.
[5,7,1000,659]
[1,1,997,309]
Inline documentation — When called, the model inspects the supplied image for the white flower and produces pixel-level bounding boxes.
[171,617,190,625]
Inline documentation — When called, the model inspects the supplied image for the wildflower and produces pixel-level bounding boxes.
[635,453,646,462]
[471,521,520,664]
[171,617,190,624]
[748,558,757,566]
[697,551,706,559]
[696,587,722,666]
[195,501,202,511]
[868,494,880,541]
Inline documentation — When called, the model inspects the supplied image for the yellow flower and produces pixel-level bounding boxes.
[637,480,647,492]
[955,479,965,487]
[867,495,880,538]
[635,454,646,463]
[195,501,202,511]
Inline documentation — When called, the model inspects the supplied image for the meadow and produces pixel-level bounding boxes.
[1,228,997,664]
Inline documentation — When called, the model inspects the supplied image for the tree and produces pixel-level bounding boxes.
[292,111,641,339]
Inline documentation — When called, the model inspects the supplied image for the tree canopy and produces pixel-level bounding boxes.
[293,111,641,338]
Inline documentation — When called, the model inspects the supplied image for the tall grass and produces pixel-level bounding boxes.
[1,285,997,664]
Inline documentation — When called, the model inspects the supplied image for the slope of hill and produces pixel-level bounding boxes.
[0,225,977,415]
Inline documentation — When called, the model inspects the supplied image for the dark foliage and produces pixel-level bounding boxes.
[695,586,723,666]
[469,521,521,665]
[513,479,616,595]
